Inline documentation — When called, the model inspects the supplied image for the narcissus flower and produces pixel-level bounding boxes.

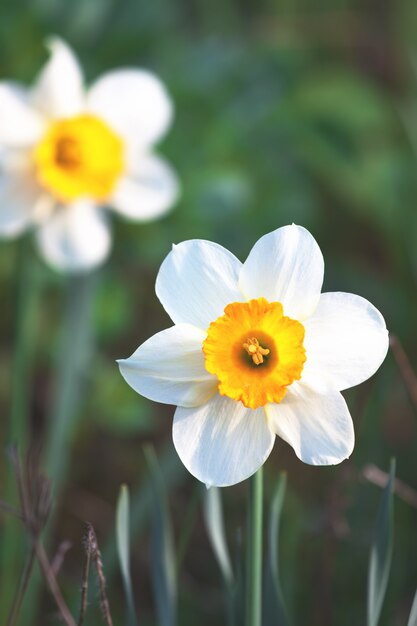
[0,38,179,271]
[119,225,388,487]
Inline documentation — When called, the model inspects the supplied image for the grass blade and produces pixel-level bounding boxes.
[203,486,236,625]
[116,485,138,626]
[203,487,234,586]
[263,472,289,626]
[101,445,184,583]
[407,589,417,626]
[367,458,396,626]
[144,445,177,626]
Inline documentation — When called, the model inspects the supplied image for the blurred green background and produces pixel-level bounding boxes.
[1,0,417,624]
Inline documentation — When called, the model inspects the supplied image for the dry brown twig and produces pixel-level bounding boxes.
[362,463,417,509]
[0,500,24,520]
[85,522,114,626]
[51,540,72,577]
[34,543,77,626]
[4,447,77,626]
[2,449,113,626]
[78,524,94,626]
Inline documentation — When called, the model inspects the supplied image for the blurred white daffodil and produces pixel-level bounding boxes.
[119,224,388,487]
[0,38,179,271]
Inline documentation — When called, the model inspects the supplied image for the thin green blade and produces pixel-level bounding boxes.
[144,445,177,626]
[263,472,289,626]
[203,486,236,626]
[367,458,396,626]
[116,484,138,626]
[203,487,234,586]
[102,444,184,579]
[407,589,417,626]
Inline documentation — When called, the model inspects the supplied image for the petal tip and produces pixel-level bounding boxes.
[44,34,68,55]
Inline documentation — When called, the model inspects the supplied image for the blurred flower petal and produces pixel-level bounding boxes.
[173,394,275,487]
[156,240,243,329]
[0,169,42,236]
[267,384,354,465]
[87,69,173,150]
[302,292,389,393]
[36,200,111,272]
[31,37,84,118]
[112,154,179,221]
[239,224,324,321]
[0,83,44,146]
[118,324,217,408]
[0,38,178,271]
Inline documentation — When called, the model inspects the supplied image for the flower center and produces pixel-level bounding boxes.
[242,337,270,365]
[203,298,306,409]
[33,114,124,203]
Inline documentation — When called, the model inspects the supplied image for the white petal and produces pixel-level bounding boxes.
[111,154,179,221]
[266,383,354,465]
[118,323,217,408]
[173,394,275,486]
[31,37,84,118]
[36,201,111,272]
[239,224,324,320]
[0,169,41,237]
[156,240,243,329]
[87,69,173,149]
[302,292,389,393]
[0,83,44,146]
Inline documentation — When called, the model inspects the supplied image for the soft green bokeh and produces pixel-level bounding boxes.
[0,1,417,625]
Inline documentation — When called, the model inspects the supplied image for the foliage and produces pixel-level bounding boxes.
[0,1,417,625]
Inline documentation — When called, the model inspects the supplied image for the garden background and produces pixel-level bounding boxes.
[0,0,417,624]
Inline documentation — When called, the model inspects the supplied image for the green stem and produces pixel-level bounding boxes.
[0,238,41,623]
[9,239,38,446]
[245,467,263,626]
[20,272,96,625]
[45,273,96,491]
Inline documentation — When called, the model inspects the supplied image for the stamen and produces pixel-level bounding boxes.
[242,337,270,365]
[55,137,81,168]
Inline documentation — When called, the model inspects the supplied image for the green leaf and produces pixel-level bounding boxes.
[407,589,417,626]
[144,445,177,626]
[367,458,396,626]
[263,473,289,626]
[203,487,237,625]
[116,484,138,626]
[102,445,184,581]
[203,487,234,586]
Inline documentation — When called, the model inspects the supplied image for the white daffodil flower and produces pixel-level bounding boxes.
[0,37,179,271]
[118,224,389,487]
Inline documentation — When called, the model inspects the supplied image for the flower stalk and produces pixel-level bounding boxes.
[245,466,263,626]
[45,273,96,495]
[20,274,96,624]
